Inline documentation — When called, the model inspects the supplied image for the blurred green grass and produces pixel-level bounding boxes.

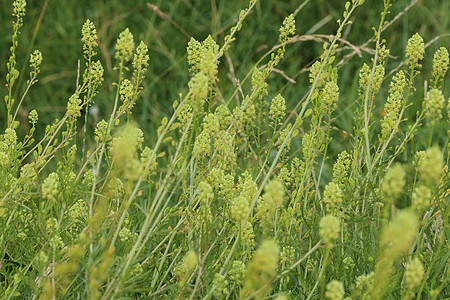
[1,0,448,146]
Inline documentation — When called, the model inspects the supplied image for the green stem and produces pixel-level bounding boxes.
[256,94,263,171]
[306,247,330,300]
[256,123,278,180]
[279,241,322,277]
[363,1,391,181]
[427,122,434,148]
[316,115,332,197]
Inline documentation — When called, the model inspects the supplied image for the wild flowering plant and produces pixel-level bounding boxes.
[0,0,449,299]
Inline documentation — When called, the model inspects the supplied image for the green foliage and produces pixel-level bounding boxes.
[0,0,449,299]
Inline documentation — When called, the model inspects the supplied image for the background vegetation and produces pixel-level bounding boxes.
[1,0,448,141]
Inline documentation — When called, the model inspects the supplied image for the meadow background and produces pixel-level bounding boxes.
[1,0,448,141]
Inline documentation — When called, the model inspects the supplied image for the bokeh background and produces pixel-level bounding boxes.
[1,0,449,149]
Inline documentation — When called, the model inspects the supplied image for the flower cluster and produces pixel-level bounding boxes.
[230,195,249,222]
[175,250,198,287]
[81,19,98,59]
[119,218,138,243]
[237,172,257,202]
[110,124,144,180]
[186,35,219,108]
[381,163,405,201]
[404,257,424,291]
[319,215,340,247]
[188,72,209,105]
[119,79,134,110]
[279,14,295,43]
[325,280,345,300]
[46,217,64,249]
[28,109,38,125]
[66,199,87,237]
[380,209,418,257]
[418,146,443,185]
[332,150,351,189]
[355,272,375,292]
[140,146,158,178]
[323,181,343,213]
[321,80,339,111]
[255,179,285,222]
[425,88,445,122]
[343,256,355,270]
[269,94,286,128]
[67,93,82,119]
[196,181,214,203]
[242,240,279,298]
[199,37,219,80]
[42,172,60,201]
[131,41,149,94]
[251,67,268,99]
[229,260,245,285]
[207,167,234,199]
[302,129,325,163]
[187,37,202,74]
[241,221,256,248]
[88,60,104,90]
[431,47,449,87]
[280,245,295,266]
[380,70,406,141]
[405,33,425,69]
[412,185,431,212]
[215,130,236,167]
[193,130,211,159]
[29,49,43,80]
[233,96,256,135]
[94,120,109,144]
[212,273,229,298]
[115,28,135,63]
[12,0,26,21]
[358,63,385,101]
